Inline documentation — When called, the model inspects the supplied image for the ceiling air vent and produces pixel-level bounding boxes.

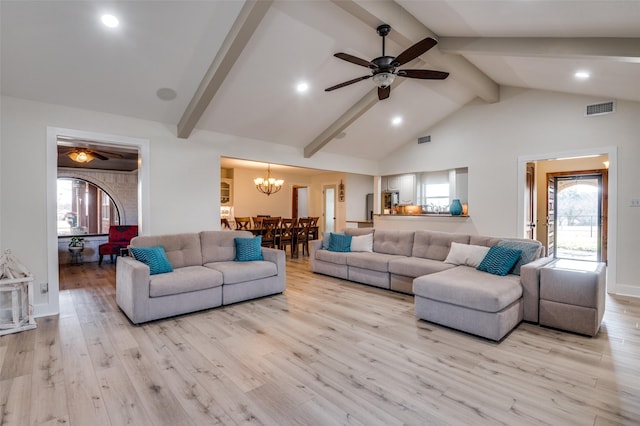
[417,135,431,144]
[585,101,615,117]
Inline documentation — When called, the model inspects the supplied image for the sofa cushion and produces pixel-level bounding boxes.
[497,239,542,275]
[234,236,264,261]
[444,242,490,267]
[130,246,173,275]
[477,246,522,276]
[149,266,223,298]
[201,230,253,263]
[469,235,501,247]
[389,256,457,278]
[329,233,352,252]
[413,266,522,313]
[131,233,203,268]
[315,249,349,265]
[344,227,375,237]
[350,233,373,252]
[205,261,277,285]
[412,230,470,261]
[373,230,415,256]
[347,252,404,272]
[321,232,331,250]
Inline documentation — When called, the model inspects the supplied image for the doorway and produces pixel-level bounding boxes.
[45,127,150,317]
[549,171,607,262]
[323,185,336,233]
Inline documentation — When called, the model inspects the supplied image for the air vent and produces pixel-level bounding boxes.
[585,101,615,117]
[417,135,431,144]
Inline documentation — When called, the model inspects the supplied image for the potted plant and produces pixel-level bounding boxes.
[68,236,85,249]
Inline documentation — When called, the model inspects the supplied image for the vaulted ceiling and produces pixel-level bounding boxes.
[2,1,639,162]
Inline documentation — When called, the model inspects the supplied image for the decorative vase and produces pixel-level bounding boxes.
[450,199,463,216]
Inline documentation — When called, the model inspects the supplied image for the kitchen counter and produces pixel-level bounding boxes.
[345,221,374,228]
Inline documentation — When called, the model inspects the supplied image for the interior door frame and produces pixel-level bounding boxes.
[46,127,150,317]
[517,146,617,292]
[323,184,336,234]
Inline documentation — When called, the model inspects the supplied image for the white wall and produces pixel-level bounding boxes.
[0,95,379,316]
[345,173,374,221]
[382,86,640,295]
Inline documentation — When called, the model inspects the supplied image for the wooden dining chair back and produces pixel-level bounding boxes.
[261,217,281,248]
[234,217,251,230]
[278,218,297,256]
[251,216,264,229]
[221,218,232,230]
[296,217,313,256]
[308,216,320,240]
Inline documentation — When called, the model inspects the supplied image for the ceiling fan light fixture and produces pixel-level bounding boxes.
[68,150,95,163]
[372,72,395,88]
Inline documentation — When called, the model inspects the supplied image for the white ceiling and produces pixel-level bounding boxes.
[2,1,639,162]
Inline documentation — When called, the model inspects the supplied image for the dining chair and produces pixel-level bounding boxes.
[252,216,264,229]
[308,216,320,240]
[278,218,297,256]
[261,217,281,248]
[221,218,232,230]
[234,217,251,230]
[296,217,313,256]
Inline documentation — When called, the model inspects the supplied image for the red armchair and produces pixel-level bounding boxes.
[99,225,138,265]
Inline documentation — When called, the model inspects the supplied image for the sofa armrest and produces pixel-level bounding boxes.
[520,256,555,323]
[309,239,323,271]
[261,247,285,273]
[116,256,151,324]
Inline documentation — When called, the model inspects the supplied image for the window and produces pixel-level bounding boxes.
[57,178,120,236]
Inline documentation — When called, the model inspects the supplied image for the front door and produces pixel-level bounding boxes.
[548,170,607,262]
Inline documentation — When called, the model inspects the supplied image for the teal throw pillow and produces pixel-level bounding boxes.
[497,240,540,275]
[235,236,263,261]
[328,232,352,252]
[477,246,522,276]
[321,231,331,250]
[130,246,173,275]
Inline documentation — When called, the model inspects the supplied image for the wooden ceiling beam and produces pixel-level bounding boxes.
[304,79,407,159]
[177,0,273,139]
[439,37,640,63]
[303,0,500,158]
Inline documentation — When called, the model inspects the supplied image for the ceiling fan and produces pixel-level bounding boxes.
[58,146,123,163]
[325,24,449,100]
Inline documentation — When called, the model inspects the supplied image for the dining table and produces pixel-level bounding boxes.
[247,224,319,257]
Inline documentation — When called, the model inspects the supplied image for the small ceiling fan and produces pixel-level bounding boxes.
[325,24,449,100]
[58,146,124,163]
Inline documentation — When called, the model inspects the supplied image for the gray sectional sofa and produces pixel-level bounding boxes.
[310,228,553,341]
[116,230,285,324]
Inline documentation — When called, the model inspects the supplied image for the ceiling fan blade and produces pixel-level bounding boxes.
[92,149,124,158]
[378,86,390,100]
[396,69,449,80]
[92,152,109,161]
[334,53,376,68]
[325,75,372,92]
[392,37,438,67]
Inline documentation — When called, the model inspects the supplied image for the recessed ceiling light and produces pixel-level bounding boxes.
[574,71,590,80]
[391,116,403,126]
[296,82,309,93]
[101,14,119,28]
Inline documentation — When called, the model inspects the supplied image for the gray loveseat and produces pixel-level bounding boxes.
[310,228,552,341]
[116,230,285,324]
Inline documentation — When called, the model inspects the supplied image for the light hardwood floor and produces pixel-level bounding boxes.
[1,258,639,425]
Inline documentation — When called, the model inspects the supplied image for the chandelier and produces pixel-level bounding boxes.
[254,164,284,196]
